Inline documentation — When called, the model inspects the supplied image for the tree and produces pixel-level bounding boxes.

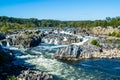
[1,26,8,32]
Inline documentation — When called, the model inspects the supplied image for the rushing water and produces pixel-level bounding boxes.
[3,28,119,79]
[12,43,120,80]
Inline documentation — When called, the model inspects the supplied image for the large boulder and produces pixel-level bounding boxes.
[54,45,82,60]
[6,30,42,48]
[54,42,102,61]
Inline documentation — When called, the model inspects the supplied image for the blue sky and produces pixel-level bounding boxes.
[0,0,120,20]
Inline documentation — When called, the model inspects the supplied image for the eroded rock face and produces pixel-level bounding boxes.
[91,26,119,35]
[4,30,43,48]
[54,45,82,60]
[6,35,41,48]
[42,33,81,45]
[55,42,120,61]
[17,69,53,80]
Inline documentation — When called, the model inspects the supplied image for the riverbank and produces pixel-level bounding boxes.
[0,27,120,80]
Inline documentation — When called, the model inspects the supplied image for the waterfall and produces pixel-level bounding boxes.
[54,38,59,45]
[44,39,49,43]
[7,41,10,47]
[63,37,67,41]
[49,39,53,44]
[0,42,2,46]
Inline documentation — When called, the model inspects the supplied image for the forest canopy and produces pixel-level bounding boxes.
[0,16,120,32]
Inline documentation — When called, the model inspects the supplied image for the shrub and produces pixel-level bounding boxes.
[91,40,100,47]
[108,32,111,36]
[117,45,120,49]
[1,26,8,32]
[106,39,113,43]
[115,32,120,37]
[7,76,16,80]
[111,31,117,36]
[108,31,120,37]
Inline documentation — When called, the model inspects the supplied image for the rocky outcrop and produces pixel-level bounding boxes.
[55,43,120,61]
[5,35,41,48]
[55,45,82,60]
[91,26,119,35]
[0,44,53,80]
[42,33,82,45]
[17,69,53,80]
[4,30,43,48]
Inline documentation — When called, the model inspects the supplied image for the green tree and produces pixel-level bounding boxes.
[1,26,8,32]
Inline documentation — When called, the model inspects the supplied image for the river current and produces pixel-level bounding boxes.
[12,43,120,80]
[2,28,119,80]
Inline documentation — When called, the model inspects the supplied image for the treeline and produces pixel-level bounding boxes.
[0,16,120,32]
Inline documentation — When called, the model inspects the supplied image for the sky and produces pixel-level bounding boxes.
[0,0,120,20]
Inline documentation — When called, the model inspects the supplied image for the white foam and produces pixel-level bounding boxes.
[6,41,10,47]
[72,38,88,45]
[54,38,59,45]
[63,37,67,41]
[38,43,68,49]
[21,54,78,79]
[30,50,42,54]
[81,63,92,67]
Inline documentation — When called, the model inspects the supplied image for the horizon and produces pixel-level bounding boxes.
[0,15,120,21]
[0,0,120,20]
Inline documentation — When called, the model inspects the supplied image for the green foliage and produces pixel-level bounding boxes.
[115,32,120,37]
[0,16,120,30]
[117,45,120,49]
[106,39,113,43]
[91,40,100,47]
[6,76,16,80]
[106,39,120,43]
[108,31,120,37]
[1,26,8,32]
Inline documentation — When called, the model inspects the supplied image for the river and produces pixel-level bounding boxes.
[12,43,120,80]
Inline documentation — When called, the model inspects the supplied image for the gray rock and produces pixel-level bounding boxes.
[17,69,53,80]
[55,45,82,60]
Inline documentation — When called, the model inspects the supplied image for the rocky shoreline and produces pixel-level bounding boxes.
[0,30,53,80]
[55,48,120,61]
[0,27,120,79]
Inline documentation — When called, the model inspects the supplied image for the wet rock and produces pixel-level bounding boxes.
[17,69,53,80]
[0,33,6,40]
[0,47,14,63]
[55,45,82,60]
[55,42,120,61]
[5,30,42,48]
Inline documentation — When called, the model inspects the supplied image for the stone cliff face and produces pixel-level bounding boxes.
[0,30,42,49]
[55,45,82,60]
[42,34,81,45]
[0,31,53,80]
[6,35,41,48]
[92,26,119,35]
[55,43,120,61]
